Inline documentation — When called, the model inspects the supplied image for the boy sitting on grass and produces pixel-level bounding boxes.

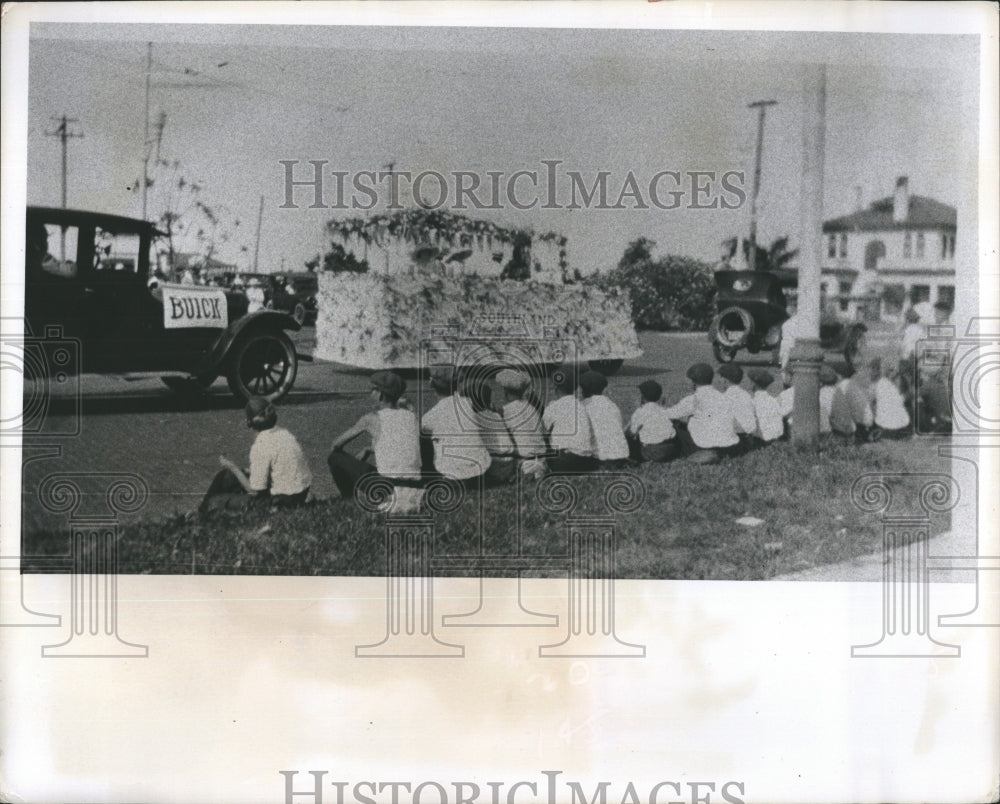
[663,363,740,463]
[870,357,912,438]
[466,378,519,485]
[541,368,600,473]
[625,379,678,463]
[836,365,878,442]
[421,366,493,486]
[497,368,549,478]
[201,396,312,514]
[747,369,784,446]
[717,364,757,452]
[327,370,425,507]
[579,370,630,467]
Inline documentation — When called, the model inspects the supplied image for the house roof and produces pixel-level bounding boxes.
[823,195,956,233]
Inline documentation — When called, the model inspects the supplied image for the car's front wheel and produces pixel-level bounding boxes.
[226,331,297,402]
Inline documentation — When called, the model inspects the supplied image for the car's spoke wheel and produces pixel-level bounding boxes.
[226,332,297,402]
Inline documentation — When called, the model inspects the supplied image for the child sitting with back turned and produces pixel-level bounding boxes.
[663,363,740,463]
[747,369,784,446]
[579,370,630,467]
[870,357,911,438]
[717,364,757,452]
[541,368,599,473]
[201,396,312,514]
[625,379,678,462]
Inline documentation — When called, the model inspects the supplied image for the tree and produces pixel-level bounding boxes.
[588,238,716,331]
[143,159,246,275]
[722,234,799,273]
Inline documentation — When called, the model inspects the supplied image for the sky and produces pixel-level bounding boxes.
[25,24,980,275]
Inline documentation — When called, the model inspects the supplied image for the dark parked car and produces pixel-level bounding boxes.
[24,206,301,401]
[709,270,866,370]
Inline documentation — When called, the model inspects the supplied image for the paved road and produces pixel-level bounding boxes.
[19,329,873,532]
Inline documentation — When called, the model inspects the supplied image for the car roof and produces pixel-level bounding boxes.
[27,206,165,237]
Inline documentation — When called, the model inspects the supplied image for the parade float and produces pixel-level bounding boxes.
[313,210,642,372]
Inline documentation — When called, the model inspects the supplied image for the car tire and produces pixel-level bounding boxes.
[226,330,297,402]
[588,358,624,376]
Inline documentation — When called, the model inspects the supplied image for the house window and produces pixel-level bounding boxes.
[838,280,852,312]
[916,232,925,258]
[903,232,912,258]
[910,285,930,305]
[941,233,956,259]
[937,285,955,309]
[838,233,847,258]
[827,234,837,258]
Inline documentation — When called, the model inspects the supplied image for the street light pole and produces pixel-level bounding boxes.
[142,41,152,221]
[747,99,777,272]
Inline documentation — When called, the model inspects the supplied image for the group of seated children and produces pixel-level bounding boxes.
[201,353,914,512]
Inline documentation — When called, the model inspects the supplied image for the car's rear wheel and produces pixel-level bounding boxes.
[226,331,297,402]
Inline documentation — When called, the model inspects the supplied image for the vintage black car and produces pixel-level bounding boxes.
[24,206,301,401]
[709,270,867,370]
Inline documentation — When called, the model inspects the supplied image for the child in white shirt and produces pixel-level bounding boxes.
[717,364,757,452]
[664,363,740,462]
[626,379,678,462]
[202,397,312,514]
[747,369,784,444]
[579,370,630,465]
[541,368,599,473]
[870,358,911,438]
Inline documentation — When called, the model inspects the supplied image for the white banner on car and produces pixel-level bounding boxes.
[162,284,229,329]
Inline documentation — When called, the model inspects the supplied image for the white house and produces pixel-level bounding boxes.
[821,176,956,320]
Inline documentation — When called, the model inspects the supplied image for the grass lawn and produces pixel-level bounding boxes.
[23,436,951,579]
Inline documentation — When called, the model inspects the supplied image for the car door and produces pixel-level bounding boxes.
[24,219,90,344]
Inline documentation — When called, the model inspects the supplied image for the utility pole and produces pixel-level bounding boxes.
[382,159,396,274]
[790,66,826,448]
[45,115,83,209]
[747,99,778,272]
[142,41,153,221]
[252,194,265,274]
[45,115,83,262]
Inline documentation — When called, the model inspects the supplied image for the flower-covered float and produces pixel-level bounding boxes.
[312,210,642,373]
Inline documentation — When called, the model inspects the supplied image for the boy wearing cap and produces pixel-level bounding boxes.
[496,368,548,465]
[327,370,424,501]
[663,363,740,462]
[747,369,784,445]
[579,370,630,466]
[542,368,599,472]
[717,364,757,450]
[626,379,678,462]
[421,366,492,485]
[201,396,312,514]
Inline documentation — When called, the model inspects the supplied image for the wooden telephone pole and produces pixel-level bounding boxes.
[747,99,778,272]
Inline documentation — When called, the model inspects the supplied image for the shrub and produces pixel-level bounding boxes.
[587,239,716,331]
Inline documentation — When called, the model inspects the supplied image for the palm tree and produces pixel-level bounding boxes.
[722,235,799,273]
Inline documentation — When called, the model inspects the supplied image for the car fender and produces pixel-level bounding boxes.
[195,310,301,375]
